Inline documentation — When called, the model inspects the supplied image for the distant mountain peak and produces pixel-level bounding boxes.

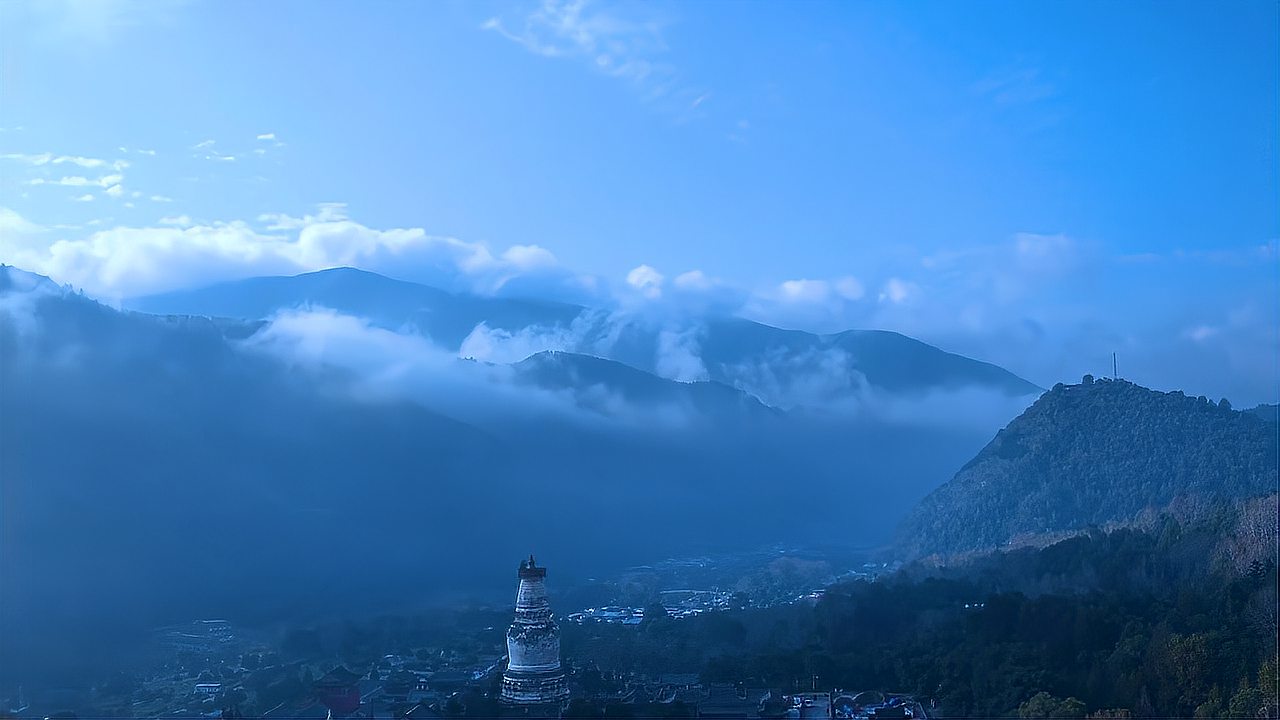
[0,264,60,295]
[300,265,379,277]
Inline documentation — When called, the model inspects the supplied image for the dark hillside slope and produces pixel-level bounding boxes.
[512,350,779,420]
[898,378,1278,557]
[0,272,507,677]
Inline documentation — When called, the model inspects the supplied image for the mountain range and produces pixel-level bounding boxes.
[4,261,1277,685]
[127,267,1042,403]
[2,264,1027,680]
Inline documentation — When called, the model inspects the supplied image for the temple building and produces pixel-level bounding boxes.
[313,665,362,716]
[501,555,570,706]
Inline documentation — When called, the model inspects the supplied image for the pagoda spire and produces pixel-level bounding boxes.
[501,554,568,706]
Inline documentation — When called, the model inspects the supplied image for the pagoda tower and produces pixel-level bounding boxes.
[500,555,569,705]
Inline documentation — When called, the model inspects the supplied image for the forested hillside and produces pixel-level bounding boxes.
[897,377,1278,557]
[554,495,1279,718]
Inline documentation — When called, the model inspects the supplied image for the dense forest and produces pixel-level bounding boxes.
[897,377,1278,557]
[559,494,1278,718]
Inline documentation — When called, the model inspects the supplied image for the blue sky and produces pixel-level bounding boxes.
[1,0,1277,403]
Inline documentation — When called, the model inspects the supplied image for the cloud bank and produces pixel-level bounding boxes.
[0,204,600,305]
[242,307,719,432]
[1,203,1275,406]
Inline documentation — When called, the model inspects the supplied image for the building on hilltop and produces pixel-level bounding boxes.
[501,555,570,707]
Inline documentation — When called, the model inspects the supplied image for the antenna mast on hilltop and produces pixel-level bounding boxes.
[1112,352,1118,380]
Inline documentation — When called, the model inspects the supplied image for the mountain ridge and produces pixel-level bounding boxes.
[126,266,1042,400]
[511,349,781,421]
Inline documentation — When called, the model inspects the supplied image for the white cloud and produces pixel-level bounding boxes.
[673,269,712,291]
[740,275,869,332]
[460,322,579,364]
[1182,325,1219,343]
[501,244,558,271]
[304,311,723,429]
[1,153,127,170]
[0,152,52,165]
[483,0,705,113]
[0,207,45,236]
[626,264,664,299]
[9,0,187,46]
[150,195,174,203]
[660,270,746,316]
[3,204,593,301]
[773,276,864,305]
[719,345,862,411]
[241,308,617,428]
[251,132,285,154]
[28,173,124,188]
[73,194,95,202]
[834,276,865,301]
[778,278,831,304]
[655,327,707,382]
[104,184,124,198]
[190,139,237,162]
[879,277,917,304]
[258,202,349,230]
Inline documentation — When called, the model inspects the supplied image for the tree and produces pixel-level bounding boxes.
[1227,680,1264,718]
[642,601,673,634]
[1018,692,1086,719]
[1192,686,1222,718]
